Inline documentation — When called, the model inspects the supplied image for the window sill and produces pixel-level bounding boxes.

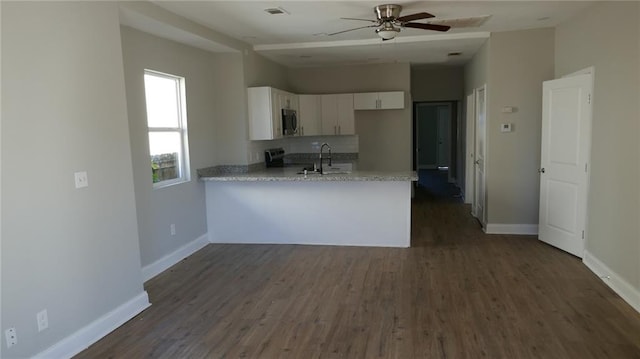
[153,178,191,190]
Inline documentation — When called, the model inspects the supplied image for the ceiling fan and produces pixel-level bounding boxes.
[329,4,450,40]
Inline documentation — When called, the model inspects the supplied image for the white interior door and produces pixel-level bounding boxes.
[474,86,486,225]
[539,74,592,258]
[465,92,475,205]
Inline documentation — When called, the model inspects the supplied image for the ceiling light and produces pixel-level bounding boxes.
[376,23,400,40]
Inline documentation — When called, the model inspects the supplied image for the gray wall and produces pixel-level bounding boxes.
[463,28,555,227]
[486,28,555,225]
[411,65,464,102]
[121,26,221,268]
[464,40,489,93]
[555,1,640,293]
[287,63,412,171]
[1,3,146,357]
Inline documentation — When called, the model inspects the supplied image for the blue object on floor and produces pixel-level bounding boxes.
[416,169,462,201]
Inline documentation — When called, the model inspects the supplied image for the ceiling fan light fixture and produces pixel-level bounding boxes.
[376,29,398,39]
[376,23,400,39]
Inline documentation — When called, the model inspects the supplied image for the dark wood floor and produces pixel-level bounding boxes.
[76,188,640,358]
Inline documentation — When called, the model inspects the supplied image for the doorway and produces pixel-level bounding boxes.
[413,101,459,197]
[473,85,487,225]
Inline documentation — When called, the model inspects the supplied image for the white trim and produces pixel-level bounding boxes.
[254,32,490,51]
[562,66,595,78]
[32,292,151,359]
[485,223,539,235]
[141,233,208,282]
[583,250,640,314]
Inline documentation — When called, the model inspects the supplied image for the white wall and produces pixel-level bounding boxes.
[2,2,147,357]
[555,1,640,295]
[287,63,412,171]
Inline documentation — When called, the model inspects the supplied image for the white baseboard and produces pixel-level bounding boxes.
[485,223,539,235]
[583,250,640,314]
[33,291,150,359]
[141,233,208,282]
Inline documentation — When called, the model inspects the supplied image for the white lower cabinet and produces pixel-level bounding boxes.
[321,94,355,135]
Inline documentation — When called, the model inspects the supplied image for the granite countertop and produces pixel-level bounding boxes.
[199,167,418,182]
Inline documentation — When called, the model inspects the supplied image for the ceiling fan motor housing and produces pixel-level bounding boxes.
[375,4,402,21]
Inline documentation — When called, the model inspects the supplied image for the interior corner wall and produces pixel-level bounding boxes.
[555,1,640,292]
[287,63,412,171]
[2,3,146,357]
[120,26,225,268]
[464,40,489,95]
[486,28,555,226]
[242,51,291,164]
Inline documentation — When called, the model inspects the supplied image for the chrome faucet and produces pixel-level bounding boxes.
[319,143,332,174]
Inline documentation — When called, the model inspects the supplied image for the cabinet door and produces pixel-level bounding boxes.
[353,92,378,110]
[379,91,404,109]
[336,93,355,135]
[321,94,338,135]
[298,95,321,136]
[271,89,283,139]
[248,87,277,140]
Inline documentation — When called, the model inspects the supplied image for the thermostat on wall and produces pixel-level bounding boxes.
[501,123,513,132]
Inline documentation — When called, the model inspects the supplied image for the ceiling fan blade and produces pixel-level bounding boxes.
[403,22,451,32]
[328,24,378,36]
[396,12,435,22]
[340,17,378,23]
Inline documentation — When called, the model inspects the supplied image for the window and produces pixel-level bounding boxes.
[143,70,190,188]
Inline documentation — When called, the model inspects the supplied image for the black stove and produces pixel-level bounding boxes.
[265,148,285,168]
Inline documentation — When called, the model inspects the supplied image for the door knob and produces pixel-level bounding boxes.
[538,168,545,173]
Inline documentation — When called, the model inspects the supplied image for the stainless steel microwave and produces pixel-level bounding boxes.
[282,108,298,136]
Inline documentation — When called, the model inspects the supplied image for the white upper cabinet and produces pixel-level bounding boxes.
[248,87,298,140]
[321,94,355,135]
[353,91,405,110]
[298,95,321,136]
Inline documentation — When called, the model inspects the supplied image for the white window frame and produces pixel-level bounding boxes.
[144,69,191,189]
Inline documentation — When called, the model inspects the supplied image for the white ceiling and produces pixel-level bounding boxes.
[148,1,595,68]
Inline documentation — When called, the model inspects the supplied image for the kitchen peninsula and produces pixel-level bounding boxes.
[200,168,417,248]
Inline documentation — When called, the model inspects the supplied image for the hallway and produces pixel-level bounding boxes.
[77,188,640,358]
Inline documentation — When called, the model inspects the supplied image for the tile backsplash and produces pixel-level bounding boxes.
[248,135,358,164]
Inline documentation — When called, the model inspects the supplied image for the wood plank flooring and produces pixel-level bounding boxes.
[76,189,640,358]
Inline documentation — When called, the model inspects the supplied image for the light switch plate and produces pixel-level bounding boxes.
[501,123,513,133]
[74,171,88,188]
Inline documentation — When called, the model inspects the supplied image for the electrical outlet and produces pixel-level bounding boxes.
[37,309,48,332]
[170,224,176,236]
[5,328,17,348]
